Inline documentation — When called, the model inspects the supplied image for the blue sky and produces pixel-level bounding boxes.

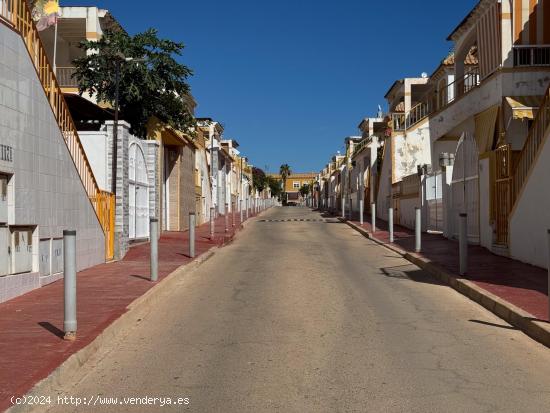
[95,0,478,173]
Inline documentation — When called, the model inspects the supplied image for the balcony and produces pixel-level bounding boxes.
[513,45,550,67]
[391,67,480,133]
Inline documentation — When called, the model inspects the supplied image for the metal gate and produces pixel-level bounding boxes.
[494,144,512,245]
[450,132,480,243]
[129,144,150,240]
[424,172,443,232]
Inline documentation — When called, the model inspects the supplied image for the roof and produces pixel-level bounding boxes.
[430,49,479,79]
[64,94,114,122]
[384,80,404,99]
[442,50,478,66]
[446,0,491,41]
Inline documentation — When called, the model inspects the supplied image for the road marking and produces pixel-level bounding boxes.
[259,219,329,223]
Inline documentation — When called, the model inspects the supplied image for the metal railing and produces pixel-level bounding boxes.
[391,67,480,133]
[0,0,114,260]
[512,84,550,207]
[392,113,405,132]
[405,99,434,129]
[56,66,78,87]
[513,45,550,67]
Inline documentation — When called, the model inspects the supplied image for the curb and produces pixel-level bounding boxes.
[6,223,248,413]
[339,217,550,348]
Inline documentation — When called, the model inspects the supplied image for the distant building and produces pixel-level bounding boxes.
[270,172,317,203]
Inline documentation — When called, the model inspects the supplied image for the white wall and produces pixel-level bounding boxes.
[0,24,105,301]
[509,129,550,269]
[376,139,392,221]
[80,131,108,191]
[394,123,432,182]
[399,197,420,230]
[430,70,550,143]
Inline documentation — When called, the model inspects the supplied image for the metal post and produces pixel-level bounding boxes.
[63,230,77,341]
[459,213,468,275]
[415,207,421,253]
[359,199,364,225]
[371,203,376,233]
[232,202,236,227]
[111,60,121,196]
[224,203,229,233]
[189,213,195,258]
[150,218,158,282]
[389,207,394,243]
[210,207,215,238]
[342,197,345,219]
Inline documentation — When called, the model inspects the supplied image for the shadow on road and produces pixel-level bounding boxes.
[468,319,518,330]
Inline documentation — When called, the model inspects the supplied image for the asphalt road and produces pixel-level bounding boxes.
[44,207,550,413]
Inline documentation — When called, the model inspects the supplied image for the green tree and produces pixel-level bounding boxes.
[299,184,310,198]
[266,176,282,199]
[252,167,267,192]
[73,29,194,138]
[279,164,291,192]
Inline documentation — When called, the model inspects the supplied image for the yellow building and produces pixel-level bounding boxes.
[270,172,317,202]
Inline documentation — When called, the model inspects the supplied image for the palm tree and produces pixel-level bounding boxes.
[279,164,291,203]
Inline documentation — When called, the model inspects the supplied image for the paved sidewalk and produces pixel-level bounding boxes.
[331,209,549,322]
[0,208,261,412]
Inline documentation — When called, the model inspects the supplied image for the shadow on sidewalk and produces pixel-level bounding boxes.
[38,322,65,340]
[128,274,151,282]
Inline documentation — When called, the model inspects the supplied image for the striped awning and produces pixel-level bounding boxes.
[505,96,543,120]
[474,105,499,154]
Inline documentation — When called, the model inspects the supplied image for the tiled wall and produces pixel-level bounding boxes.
[0,23,105,302]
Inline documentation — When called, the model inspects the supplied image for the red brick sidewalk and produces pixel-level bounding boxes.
[335,210,549,322]
[0,209,260,412]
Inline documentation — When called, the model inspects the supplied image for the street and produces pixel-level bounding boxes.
[44,207,550,413]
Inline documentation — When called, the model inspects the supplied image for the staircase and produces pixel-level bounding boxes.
[511,84,550,210]
[0,0,114,260]
[492,85,549,247]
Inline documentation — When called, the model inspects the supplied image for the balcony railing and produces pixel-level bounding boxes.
[56,66,78,87]
[392,113,405,131]
[391,67,480,133]
[513,45,550,67]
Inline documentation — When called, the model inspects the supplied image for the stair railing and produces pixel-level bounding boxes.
[1,0,114,259]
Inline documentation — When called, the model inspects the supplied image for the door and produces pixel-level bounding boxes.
[0,174,8,223]
[450,132,480,243]
[129,144,150,240]
[11,228,33,274]
[0,227,8,276]
[425,172,443,232]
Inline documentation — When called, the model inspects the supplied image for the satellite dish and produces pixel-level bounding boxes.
[421,72,428,78]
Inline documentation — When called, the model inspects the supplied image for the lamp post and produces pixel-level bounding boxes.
[111,54,145,195]
[111,58,121,195]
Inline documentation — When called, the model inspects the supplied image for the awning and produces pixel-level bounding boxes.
[474,105,499,154]
[505,96,543,120]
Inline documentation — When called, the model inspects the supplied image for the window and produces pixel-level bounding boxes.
[293,182,300,189]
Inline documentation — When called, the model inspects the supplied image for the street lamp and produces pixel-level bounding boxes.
[111,54,146,195]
